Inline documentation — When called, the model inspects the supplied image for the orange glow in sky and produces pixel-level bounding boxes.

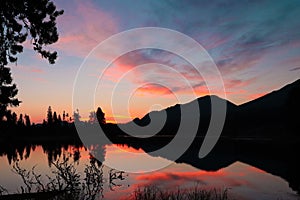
[8,0,300,124]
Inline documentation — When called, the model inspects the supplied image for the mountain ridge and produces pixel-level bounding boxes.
[129,78,300,138]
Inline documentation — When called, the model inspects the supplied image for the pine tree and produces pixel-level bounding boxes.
[24,114,31,127]
[89,111,97,124]
[47,106,53,125]
[17,114,24,126]
[73,109,81,123]
[53,111,58,124]
[0,66,20,121]
[63,110,66,121]
[96,107,106,124]
[12,112,17,125]
[58,114,62,123]
[1,1,63,120]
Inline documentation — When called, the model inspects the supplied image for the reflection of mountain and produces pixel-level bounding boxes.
[1,140,299,194]
[125,139,300,195]
[1,80,300,195]
[236,141,300,195]
[114,79,300,194]
[126,79,300,139]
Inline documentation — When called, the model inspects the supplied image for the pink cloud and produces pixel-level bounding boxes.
[224,77,257,90]
[32,77,48,83]
[99,51,266,105]
[204,34,230,50]
[10,64,47,85]
[10,64,44,74]
[30,68,43,73]
[53,1,119,57]
[103,63,138,83]
[247,92,266,101]
[217,55,261,75]
[89,40,264,104]
[281,55,300,71]
[136,84,173,95]
[101,51,209,97]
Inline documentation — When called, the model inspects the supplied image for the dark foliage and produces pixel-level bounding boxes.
[96,107,106,125]
[0,66,20,121]
[0,0,64,65]
[0,0,63,121]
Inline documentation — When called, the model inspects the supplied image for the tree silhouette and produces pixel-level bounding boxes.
[53,111,58,124]
[73,109,81,123]
[17,113,24,126]
[0,66,20,121]
[24,114,31,127]
[47,106,53,125]
[89,111,97,124]
[96,107,106,125]
[63,111,66,121]
[12,112,17,125]
[0,0,63,120]
[0,0,64,65]
[58,114,62,123]
[4,110,12,124]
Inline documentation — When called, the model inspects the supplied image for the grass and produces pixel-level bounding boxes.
[5,156,105,199]
[132,185,231,200]
[1,157,232,200]
[1,154,234,200]
[0,185,8,196]
[2,155,126,200]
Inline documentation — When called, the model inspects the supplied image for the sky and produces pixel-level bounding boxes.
[9,0,300,123]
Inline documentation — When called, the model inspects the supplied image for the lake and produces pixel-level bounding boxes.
[0,140,299,200]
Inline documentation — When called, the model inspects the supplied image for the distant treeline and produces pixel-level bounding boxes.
[0,106,107,138]
[1,78,300,142]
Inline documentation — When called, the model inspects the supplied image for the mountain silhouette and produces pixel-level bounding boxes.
[236,79,300,138]
[125,79,300,139]
[116,80,300,194]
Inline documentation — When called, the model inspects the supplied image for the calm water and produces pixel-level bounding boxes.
[0,142,299,200]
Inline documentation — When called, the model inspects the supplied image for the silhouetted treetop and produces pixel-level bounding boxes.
[17,113,24,126]
[0,0,63,121]
[53,111,58,123]
[0,0,64,65]
[24,114,31,127]
[89,111,97,124]
[47,106,53,125]
[96,107,106,125]
[73,109,81,123]
[0,66,20,120]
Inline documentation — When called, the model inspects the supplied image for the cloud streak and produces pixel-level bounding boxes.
[290,67,300,71]
[53,0,119,57]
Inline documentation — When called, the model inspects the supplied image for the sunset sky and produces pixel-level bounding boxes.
[9,0,300,123]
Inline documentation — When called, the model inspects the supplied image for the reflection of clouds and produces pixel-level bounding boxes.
[136,171,209,189]
[103,144,172,173]
[136,170,223,182]
[129,162,274,198]
[136,173,207,189]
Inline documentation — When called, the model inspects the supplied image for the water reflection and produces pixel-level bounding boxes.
[121,138,300,195]
[0,139,300,199]
[103,144,171,173]
[0,141,84,165]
